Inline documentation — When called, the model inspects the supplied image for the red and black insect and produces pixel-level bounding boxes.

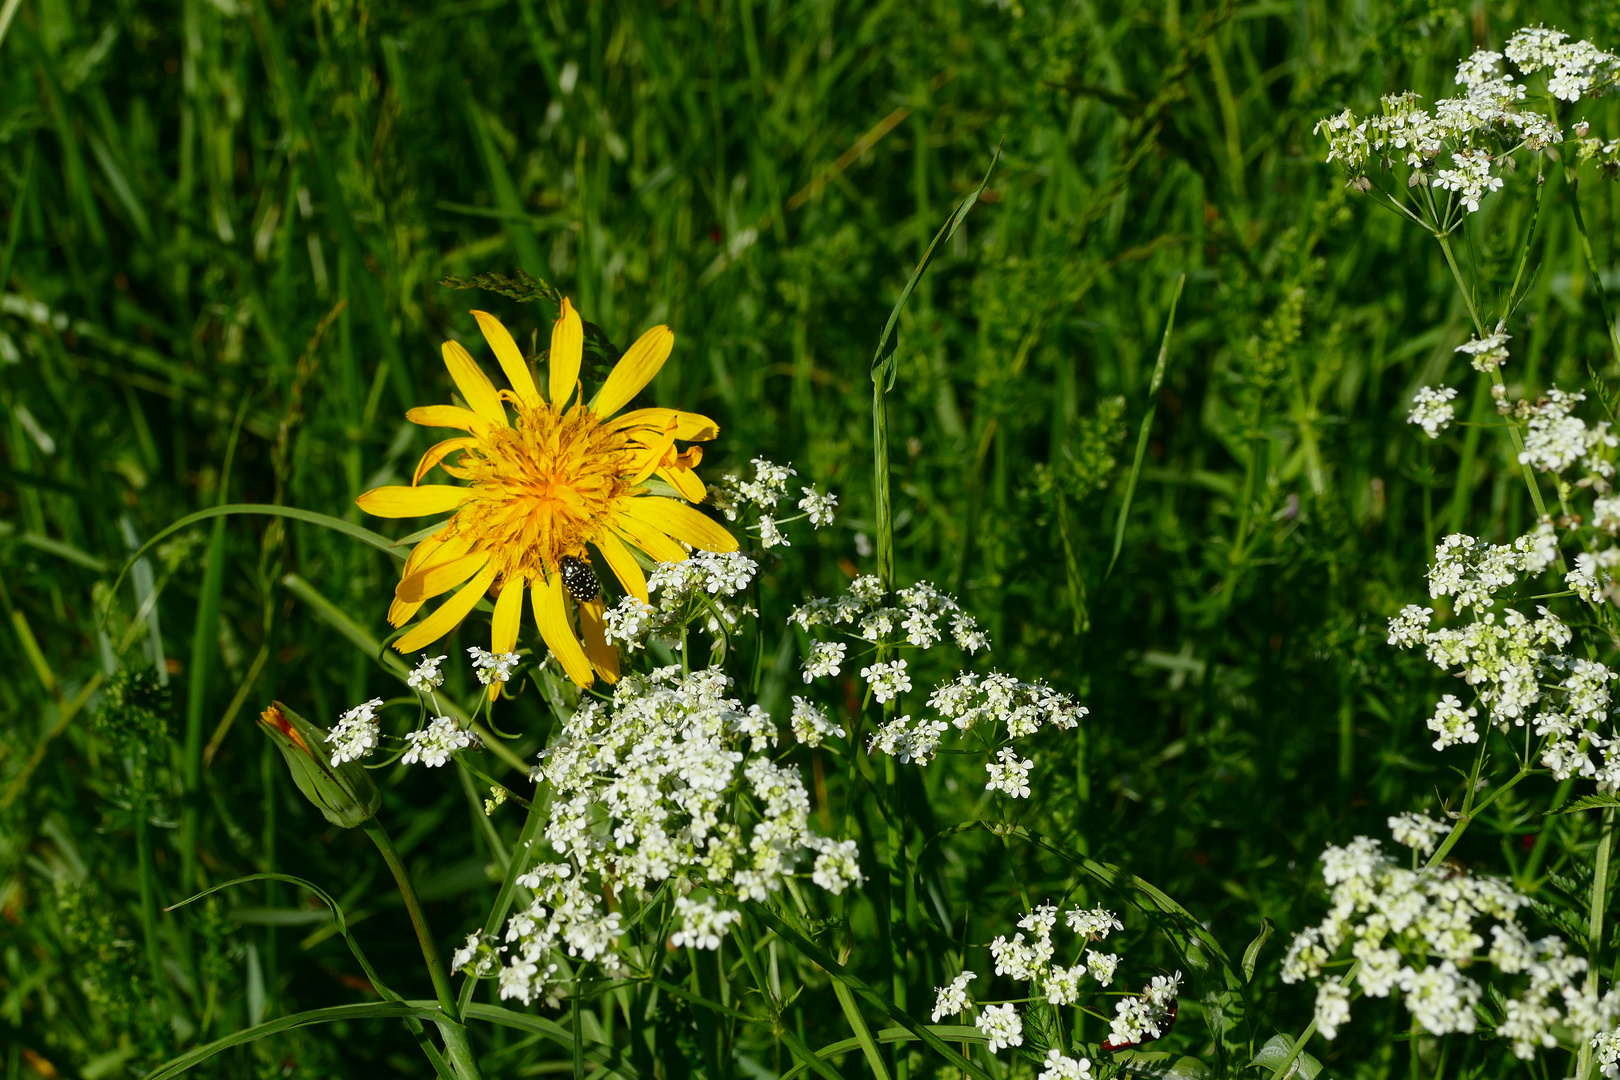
[559,555,601,603]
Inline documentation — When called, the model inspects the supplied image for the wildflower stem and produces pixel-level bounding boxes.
[884,752,909,1080]
[1582,807,1616,1080]
[1432,229,1549,521]
[361,817,484,1080]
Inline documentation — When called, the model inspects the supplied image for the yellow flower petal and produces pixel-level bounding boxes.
[473,310,541,408]
[356,485,475,518]
[491,573,526,654]
[531,573,594,688]
[550,298,583,409]
[442,340,508,426]
[657,464,706,504]
[395,562,498,653]
[593,324,674,418]
[389,531,465,626]
[413,438,477,485]
[578,597,619,684]
[617,496,736,553]
[488,574,528,701]
[406,405,484,431]
[592,529,649,603]
[604,408,720,441]
[629,422,679,485]
[396,549,490,604]
[610,516,687,565]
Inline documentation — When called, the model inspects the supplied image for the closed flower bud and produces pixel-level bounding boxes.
[258,702,380,828]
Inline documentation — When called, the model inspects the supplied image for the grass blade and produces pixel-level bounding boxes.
[1107,273,1185,580]
[141,1003,447,1080]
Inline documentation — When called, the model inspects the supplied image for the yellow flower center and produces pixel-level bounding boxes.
[446,401,633,584]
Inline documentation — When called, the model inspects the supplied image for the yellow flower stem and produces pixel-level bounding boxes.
[362,817,484,1080]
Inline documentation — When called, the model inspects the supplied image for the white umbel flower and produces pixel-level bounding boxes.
[670,896,741,950]
[407,655,447,692]
[985,747,1034,798]
[975,1002,1023,1053]
[1315,978,1352,1040]
[327,698,383,765]
[1407,385,1458,438]
[1388,811,1449,856]
[1038,1050,1092,1080]
[931,970,976,1021]
[403,716,475,767]
[802,640,847,682]
[861,659,912,703]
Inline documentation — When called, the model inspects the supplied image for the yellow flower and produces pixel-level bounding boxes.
[357,300,735,691]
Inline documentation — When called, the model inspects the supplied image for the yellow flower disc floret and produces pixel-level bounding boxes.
[356,299,736,692]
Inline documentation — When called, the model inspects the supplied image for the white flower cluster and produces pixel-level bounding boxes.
[601,551,759,651]
[931,902,1129,1060]
[709,458,836,548]
[1391,528,1620,779]
[789,695,845,747]
[928,672,1088,737]
[1407,385,1457,438]
[1506,25,1620,101]
[670,895,741,950]
[491,861,623,1006]
[801,640,847,682]
[791,575,989,654]
[1516,388,1617,479]
[854,672,1087,797]
[1106,973,1183,1049]
[468,646,520,686]
[1315,27,1620,213]
[1387,811,1449,856]
[868,713,949,764]
[520,667,859,958]
[407,654,447,692]
[1456,331,1510,373]
[402,715,477,768]
[860,659,912,702]
[1425,528,1559,613]
[327,698,383,765]
[1282,830,1620,1053]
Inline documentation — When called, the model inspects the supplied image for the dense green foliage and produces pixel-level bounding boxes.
[8,0,1620,1076]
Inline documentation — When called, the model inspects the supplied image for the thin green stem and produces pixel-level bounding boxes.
[873,374,895,592]
[362,818,484,1080]
[1578,808,1615,1080]
[1433,230,1549,521]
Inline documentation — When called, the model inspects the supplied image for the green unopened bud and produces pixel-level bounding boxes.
[258,702,380,828]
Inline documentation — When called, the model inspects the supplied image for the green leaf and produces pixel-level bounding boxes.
[869,143,1001,390]
[1248,1034,1323,1080]
[1109,272,1186,579]
[1114,1051,1215,1080]
[141,1003,446,1080]
[1550,793,1620,816]
[1243,918,1274,983]
[109,503,405,608]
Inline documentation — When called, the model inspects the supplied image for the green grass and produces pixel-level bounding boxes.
[6,0,1620,1076]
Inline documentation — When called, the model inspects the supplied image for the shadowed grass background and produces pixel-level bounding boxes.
[5,0,1620,1075]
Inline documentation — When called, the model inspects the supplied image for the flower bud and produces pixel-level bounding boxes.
[258,702,380,828]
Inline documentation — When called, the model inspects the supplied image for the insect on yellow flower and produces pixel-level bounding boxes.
[357,300,736,692]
